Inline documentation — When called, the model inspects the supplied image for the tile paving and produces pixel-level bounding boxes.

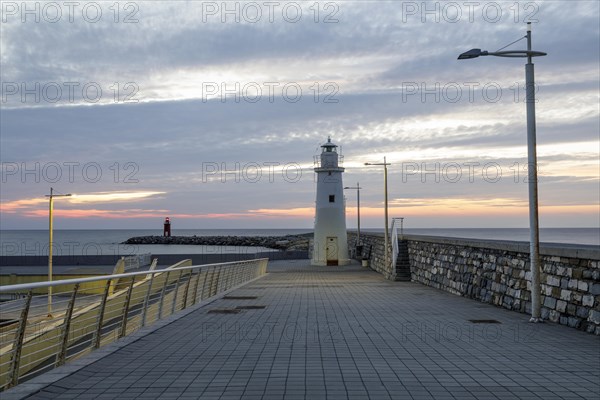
[9,260,600,399]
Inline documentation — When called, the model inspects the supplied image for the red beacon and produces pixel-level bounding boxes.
[163,217,171,237]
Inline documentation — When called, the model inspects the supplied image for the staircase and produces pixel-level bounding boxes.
[394,240,411,281]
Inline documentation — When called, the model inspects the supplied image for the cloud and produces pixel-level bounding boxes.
[1,1,598,229]
[69,191,165,204]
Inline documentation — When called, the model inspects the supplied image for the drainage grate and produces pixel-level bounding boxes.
[208,309,242,314]
[469,319,501,324]
[235,305,267,310]
[223,296,259,300]
[268,285,345,288]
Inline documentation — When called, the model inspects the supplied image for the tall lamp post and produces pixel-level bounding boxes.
[45,187,71,317]
[458,22,547,322]
[365,157,392,269]
[344,183,362,255]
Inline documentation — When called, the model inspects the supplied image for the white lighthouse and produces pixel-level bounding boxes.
[312,137,349,266]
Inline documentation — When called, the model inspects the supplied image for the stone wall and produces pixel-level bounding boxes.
[348,232,395,279]
[349,231,600,335]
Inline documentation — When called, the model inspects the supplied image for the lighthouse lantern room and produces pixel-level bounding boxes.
[312,137,349,266]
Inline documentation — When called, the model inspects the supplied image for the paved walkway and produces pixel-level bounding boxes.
[13,260,600,399]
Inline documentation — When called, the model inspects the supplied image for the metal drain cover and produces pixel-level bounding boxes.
[235,305,267,310]
[469,319,501,324]
[208,308,242,314]
[223,296,259,300]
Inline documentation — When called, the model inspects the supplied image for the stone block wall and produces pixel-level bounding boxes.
[349,231,600,335]
[348,232,395,280]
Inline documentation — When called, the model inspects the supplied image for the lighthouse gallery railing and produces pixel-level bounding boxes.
[0,258,268,391]
[313,154,344,168]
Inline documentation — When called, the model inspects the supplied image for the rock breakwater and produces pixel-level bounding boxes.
[122,235,310,251]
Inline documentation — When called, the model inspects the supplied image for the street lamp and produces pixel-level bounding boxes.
[365,157,392,269]
[458,22,547,322]
[344,183,362,255]
[45,187,71,317]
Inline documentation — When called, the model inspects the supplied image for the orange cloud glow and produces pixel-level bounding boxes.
[0,198,47,213]
[3,194,596,222]
[346,198,599,218]
[22,209,256,219]
[1,191,166,217]
[247,207,315,218]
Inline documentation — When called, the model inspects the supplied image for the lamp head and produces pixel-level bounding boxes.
[458,48,484,60]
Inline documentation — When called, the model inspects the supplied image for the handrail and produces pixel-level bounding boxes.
[0,257,269,391]
[0,259,264,293]
[391,219,399,270]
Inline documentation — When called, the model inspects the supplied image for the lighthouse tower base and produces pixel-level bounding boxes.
[311,222,350,267]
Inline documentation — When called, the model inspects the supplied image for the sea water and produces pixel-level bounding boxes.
[0,228,597,256]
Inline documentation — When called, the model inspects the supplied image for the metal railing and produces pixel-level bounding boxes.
[313,154,344,168]
[391,219,400,269]
[0,258,268,391]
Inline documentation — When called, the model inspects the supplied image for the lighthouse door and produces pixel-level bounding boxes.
[326,237,338,266]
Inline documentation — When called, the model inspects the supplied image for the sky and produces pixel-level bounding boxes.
[1,0,599,230]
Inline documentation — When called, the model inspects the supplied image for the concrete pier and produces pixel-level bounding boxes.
[5,260,599,400]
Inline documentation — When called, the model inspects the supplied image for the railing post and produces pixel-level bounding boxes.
[181,270,193,310]
[220,266,225,293]
[6,290,33,390]
[205,266,215,298]
[55,283,79,367]
[210,267,221,296]
[158,271,171,319]
[213,266,222,296]
[140,271,156,327]
[224,266,232,290]
[191,269,202,306]
[200,267,211,300]
[222,266,228,290]
[170,270,184,315]
[234,264,240,286]
[92,280,111,349]
[118,277,135,338]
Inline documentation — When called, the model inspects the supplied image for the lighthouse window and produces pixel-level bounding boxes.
[329,195,335,203]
